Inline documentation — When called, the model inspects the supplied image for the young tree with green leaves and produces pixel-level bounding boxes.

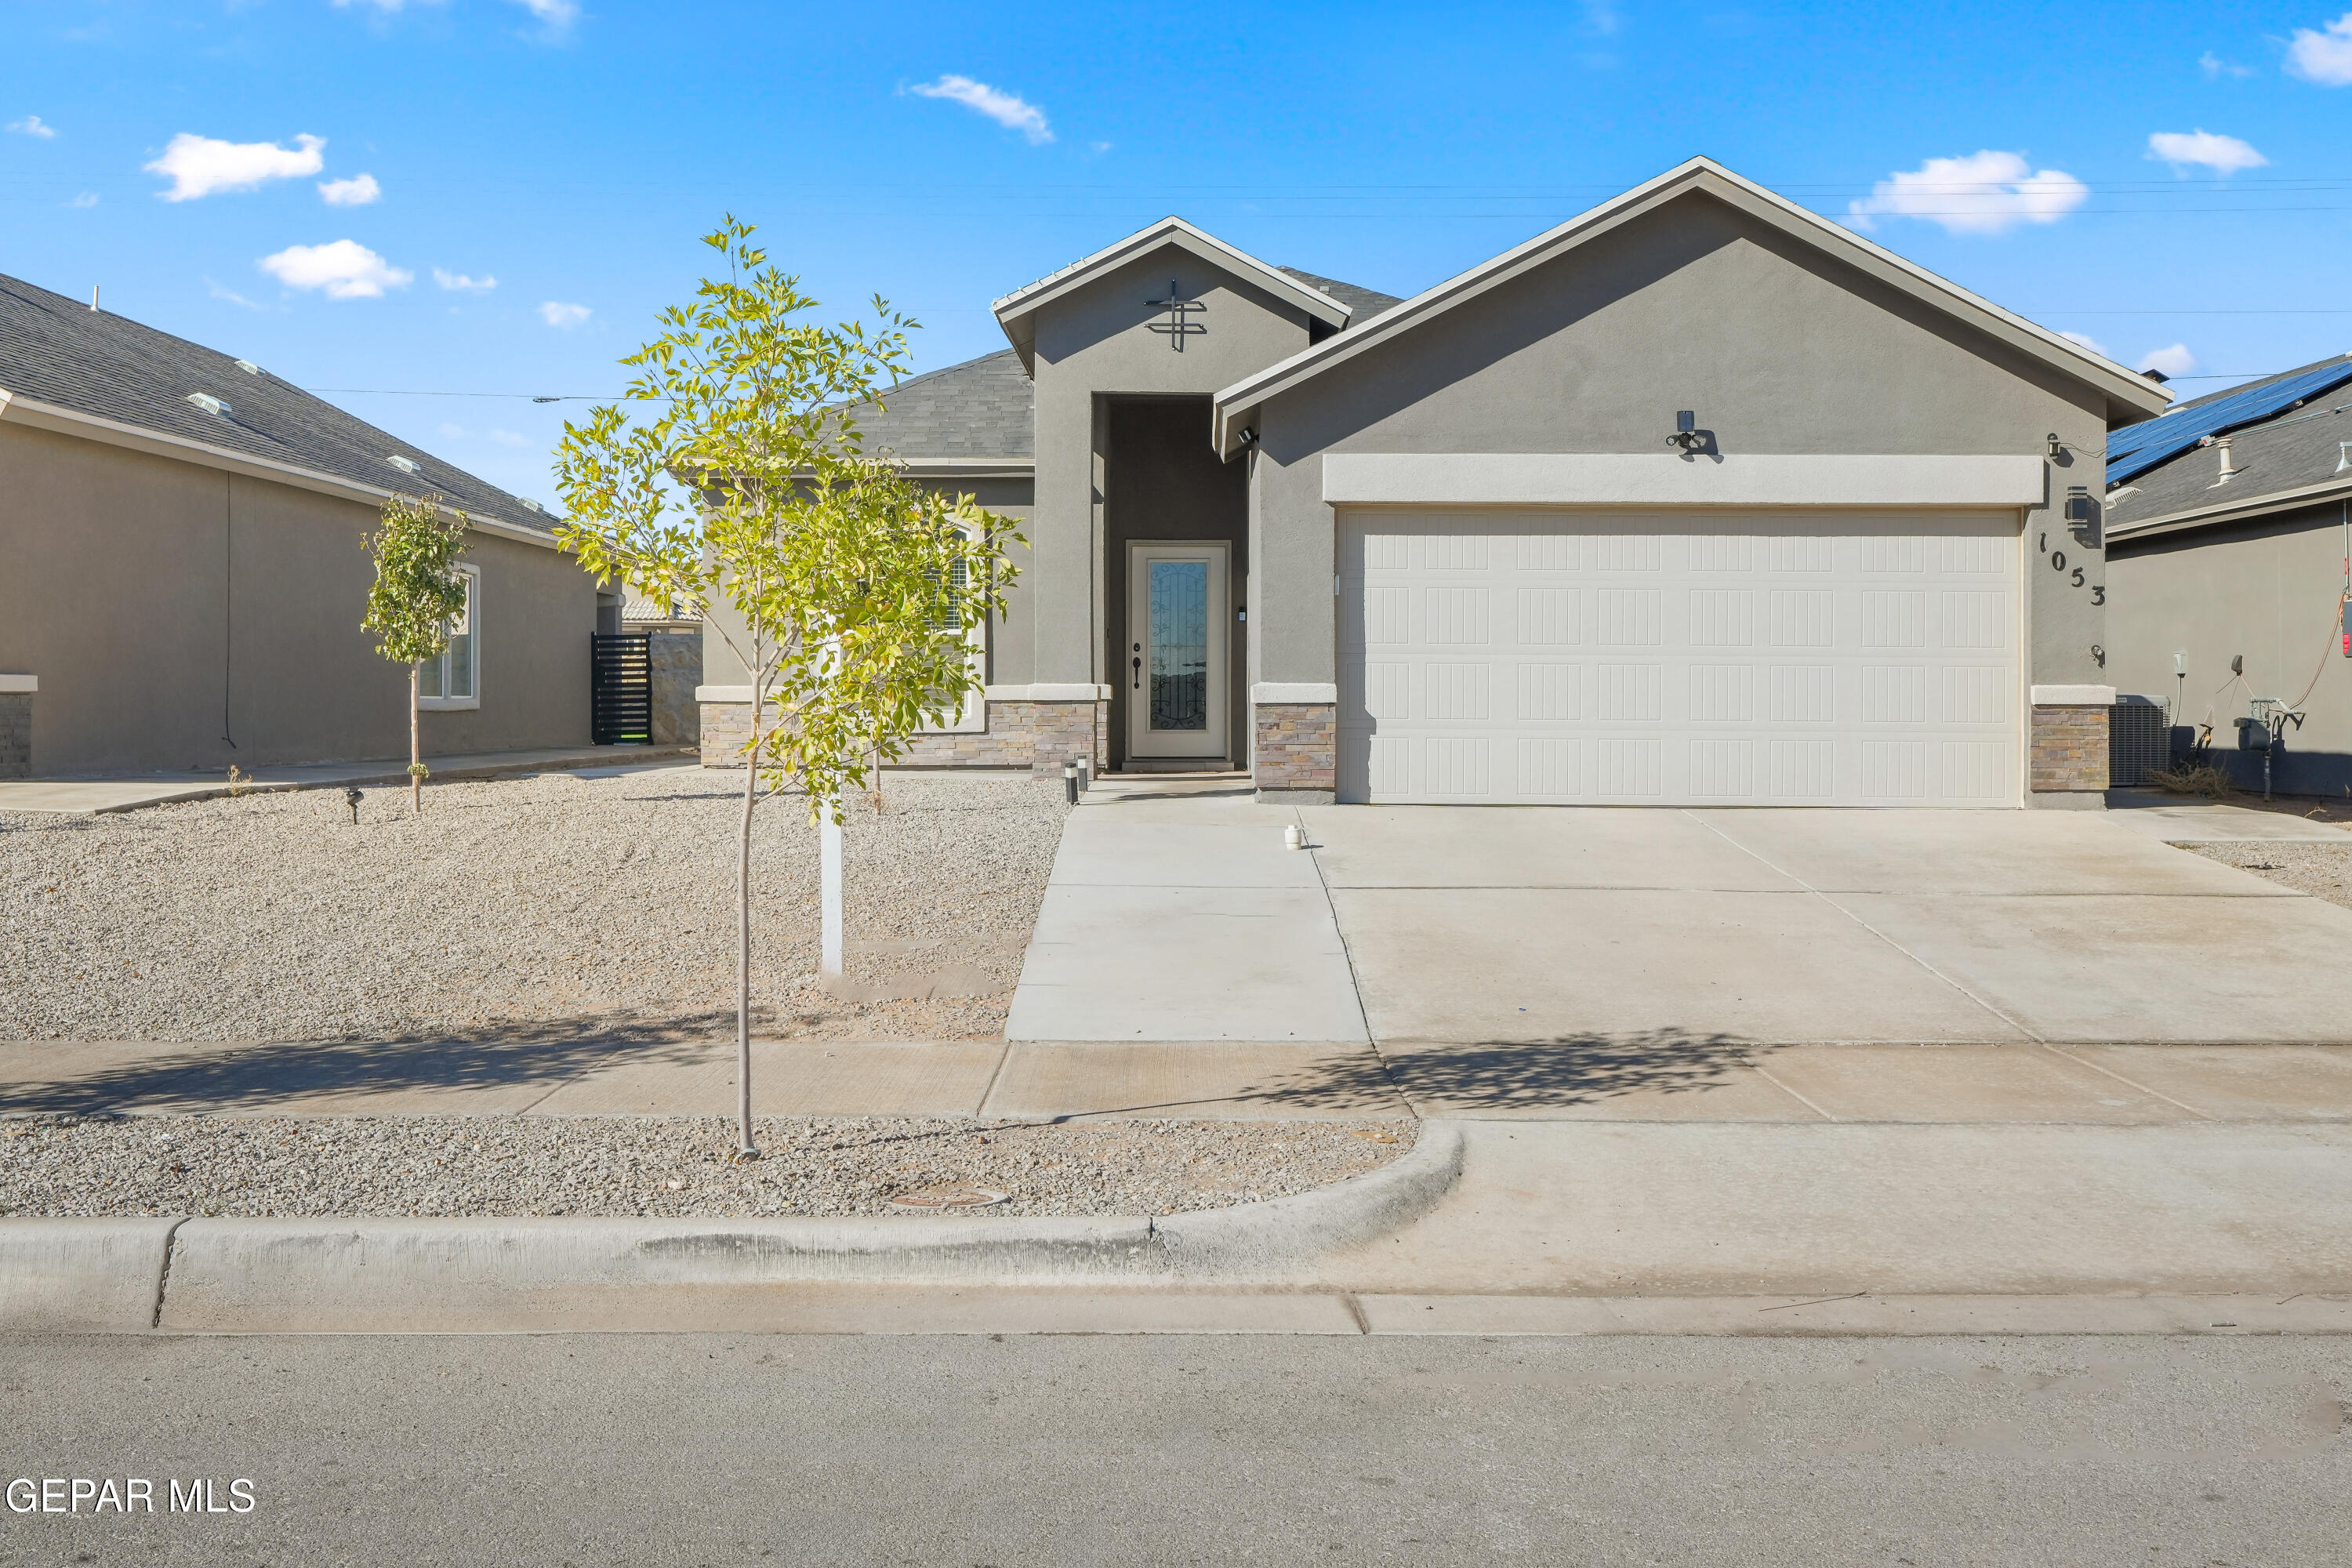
[554,218,1020,1160]
[361,492,471,815]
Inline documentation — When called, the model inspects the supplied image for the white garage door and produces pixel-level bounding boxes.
[1337,510,2021,807]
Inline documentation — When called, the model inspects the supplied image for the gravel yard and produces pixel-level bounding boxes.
[2187,839,2352,913]
[0,767,1069,1044]
[0,1114,1411,1218]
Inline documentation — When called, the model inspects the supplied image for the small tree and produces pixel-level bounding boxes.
[554,218,1019,1160]
[361,493,470,815]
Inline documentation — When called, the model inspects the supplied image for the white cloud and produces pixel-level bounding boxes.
[2139,343,2197,378]
[2147,129,2267,175]
[488,428,526,446]
[1846,149,2089,235]
[1581,1,1620,34]
[257,239,412,299]
[2059,330,2111,359]
[2199,50,2254,78]
[907,74,1052,144]
[437,421,469,438]
[2288,13,2352,84]
[433,267,496,292]
[318,172,381,206]
[206,278,265,310]
[539,300,590,328]
[510,0,579,27]
[68,192,97,209]
[7,114,56,139]
[146,132,324,201]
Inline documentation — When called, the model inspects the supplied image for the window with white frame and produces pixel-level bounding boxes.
[924,546,987,733]
[417,564,481,710]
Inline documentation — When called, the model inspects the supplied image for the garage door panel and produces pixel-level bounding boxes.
[1335,509,2020,808]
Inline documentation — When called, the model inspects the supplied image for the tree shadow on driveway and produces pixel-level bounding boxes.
[1239,1030,1758,1114]
[0,1013,733,1117]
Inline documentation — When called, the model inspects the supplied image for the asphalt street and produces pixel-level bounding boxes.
[1,1331,2346,1566]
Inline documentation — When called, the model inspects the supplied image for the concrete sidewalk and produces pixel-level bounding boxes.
[0,743,694,814]
[8,1035,2351,1124]
[1005,776,1368,1043]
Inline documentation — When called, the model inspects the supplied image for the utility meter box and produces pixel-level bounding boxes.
[2235,716,2271,752]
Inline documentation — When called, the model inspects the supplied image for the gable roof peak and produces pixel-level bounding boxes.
[991,215,1352,369]
[1210,154,2173,454]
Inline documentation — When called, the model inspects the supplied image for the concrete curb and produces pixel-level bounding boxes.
[0,1123,1465,1332]
[0,1218,180,1330]
[1153,1120,1465,1279]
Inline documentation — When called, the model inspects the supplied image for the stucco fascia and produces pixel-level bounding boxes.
[1322,453,2045,508]
[1243,197,2112,691]
[0,389,561,549]
[994,218,1348,368]
[1212,158,2169,455]
[1025,250,1318,688]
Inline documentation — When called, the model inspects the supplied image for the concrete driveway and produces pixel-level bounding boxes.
[1306,805,2352,1049]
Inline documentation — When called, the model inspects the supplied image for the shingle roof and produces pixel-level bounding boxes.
[2106,353,2352,530]
[849,347,1033,463]
[1277,267,1404,325]
[0,271,555,534]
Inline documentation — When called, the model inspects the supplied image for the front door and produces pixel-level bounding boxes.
[1126,542,1229,760]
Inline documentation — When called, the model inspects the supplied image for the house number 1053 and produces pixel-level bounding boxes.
[2039,533,2101,604]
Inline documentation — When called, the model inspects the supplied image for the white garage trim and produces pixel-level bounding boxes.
[1337,508,2024,808]
[1321,453,2047,510]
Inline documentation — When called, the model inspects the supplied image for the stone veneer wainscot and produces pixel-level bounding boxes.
[2029,684,2114,802]
[1254,698,1336,802]
[0,674,33,780]
[697,688,1105,776]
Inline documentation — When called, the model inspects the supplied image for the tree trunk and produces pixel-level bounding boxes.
[409,663,421,815]
[736,690,758,1160]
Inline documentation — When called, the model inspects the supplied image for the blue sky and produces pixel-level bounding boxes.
[6,0,2352,506]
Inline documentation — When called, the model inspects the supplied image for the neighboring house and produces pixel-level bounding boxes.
[623,591,702,748]
[2103,353,2352,795]
[0,271,597,779]
[698,156,2171,808]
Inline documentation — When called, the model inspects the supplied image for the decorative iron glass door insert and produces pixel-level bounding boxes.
[1126,542,1229,760]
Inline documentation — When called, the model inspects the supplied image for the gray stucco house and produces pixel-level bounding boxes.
[0,271,601,779]
[699,157,2172,807]
[2104,352,2352,794]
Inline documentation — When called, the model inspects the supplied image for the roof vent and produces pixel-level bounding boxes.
[518,498,543,514]
[234,359,261,376]
[2198,434,2237,485]
[386,455,420,475]
[184,393,231,417]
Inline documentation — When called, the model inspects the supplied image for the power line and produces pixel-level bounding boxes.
[304,388,618,400]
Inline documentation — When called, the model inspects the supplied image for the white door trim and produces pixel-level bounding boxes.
[1126,541,1229,760]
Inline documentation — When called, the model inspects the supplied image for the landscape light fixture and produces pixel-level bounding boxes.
[1064,759,1080,805]
[344,786,363,825]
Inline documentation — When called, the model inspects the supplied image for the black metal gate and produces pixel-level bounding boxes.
[590,632,652,745]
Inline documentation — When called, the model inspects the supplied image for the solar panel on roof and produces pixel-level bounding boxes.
[2107,358,2352,485]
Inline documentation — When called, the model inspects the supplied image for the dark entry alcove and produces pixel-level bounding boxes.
[1100,395,1249,769]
